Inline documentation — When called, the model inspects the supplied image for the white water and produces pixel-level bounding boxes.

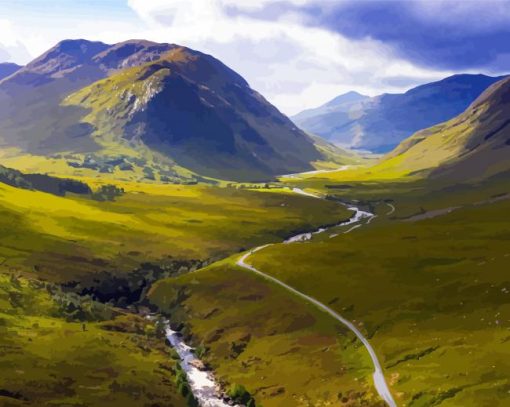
[165,325,235,407]
[236,188,398,407]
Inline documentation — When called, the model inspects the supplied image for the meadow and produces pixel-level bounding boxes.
[0,180,350,283]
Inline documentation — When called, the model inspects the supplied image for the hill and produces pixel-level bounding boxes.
[0,39,342,182]
[293,74,505,153]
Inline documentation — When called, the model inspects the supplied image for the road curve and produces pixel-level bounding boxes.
[236,188,397,407]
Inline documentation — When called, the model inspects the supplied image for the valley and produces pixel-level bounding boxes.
[0,34,509,407]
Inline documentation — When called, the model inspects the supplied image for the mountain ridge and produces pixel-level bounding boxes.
[376,76,510,180]
[293,74,507,152]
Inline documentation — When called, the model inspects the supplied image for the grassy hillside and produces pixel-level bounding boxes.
[0,167,356,406]
[0,179,350,285]
[148,261,384,407]
[240,187,510,406]
[144,170,510,406]
[297,76,510,183]
[0,272,187,406]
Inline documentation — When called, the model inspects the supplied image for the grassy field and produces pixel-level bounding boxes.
[0,180,350,283]
[0,272,187,406]
[2,154,509,406]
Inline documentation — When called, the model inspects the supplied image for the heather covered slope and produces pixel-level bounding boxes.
[293,74,505,152]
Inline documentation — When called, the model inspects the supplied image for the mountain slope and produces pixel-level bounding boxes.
[0,39,328,181]
[0,39,177,154]
[0,62,22,80]
[293,74,505,152]
[376,76,510,180]
[64,46,321,181]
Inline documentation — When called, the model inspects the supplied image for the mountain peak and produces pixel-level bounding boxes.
[324,91,368,107]
[24,39,109,76]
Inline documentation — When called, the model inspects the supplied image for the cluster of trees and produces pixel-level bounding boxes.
[0,164,91,196]
[49,285,113,322]
[227,183,273,189]
[91,184,125,201]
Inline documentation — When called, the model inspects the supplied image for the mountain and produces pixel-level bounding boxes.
[292,91,369,145]
[0,39,336,181]
[0,62,22,80]
[378,76,510,180]
[293,74,506,153]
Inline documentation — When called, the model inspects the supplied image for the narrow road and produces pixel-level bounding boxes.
[235,188,397,407]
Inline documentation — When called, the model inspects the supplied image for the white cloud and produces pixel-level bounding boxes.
[0,19,31,63]
[127,0,453,114]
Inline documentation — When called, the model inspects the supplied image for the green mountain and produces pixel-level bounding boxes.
[0,39,352,182]
[293,74,506,153]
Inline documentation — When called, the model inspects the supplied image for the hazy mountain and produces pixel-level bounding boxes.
[293,74,506,153]
[0,39,333,181]
[0,62,22,81]
[380,76,510,180]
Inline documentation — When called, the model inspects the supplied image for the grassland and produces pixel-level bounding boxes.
[0,180,350,284]
[2,144,509,406]
[0,170,355,406]
[143,167,510,407]
[242,193,510,406]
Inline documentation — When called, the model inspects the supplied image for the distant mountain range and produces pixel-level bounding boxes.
[293,74,506,153]
[380,75,510,181]
[0,39,352,182]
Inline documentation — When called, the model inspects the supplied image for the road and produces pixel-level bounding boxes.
[235,188,397,407]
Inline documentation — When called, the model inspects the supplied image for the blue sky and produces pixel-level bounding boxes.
[1,0,509,114]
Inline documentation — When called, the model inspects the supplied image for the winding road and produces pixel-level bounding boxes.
[235,188,397,407]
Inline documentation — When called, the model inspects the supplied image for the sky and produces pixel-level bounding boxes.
[1,0,509,115]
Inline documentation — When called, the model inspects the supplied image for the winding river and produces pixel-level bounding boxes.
[166,187,397,407]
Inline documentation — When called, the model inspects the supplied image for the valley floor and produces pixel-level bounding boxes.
[1,167,509,406]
